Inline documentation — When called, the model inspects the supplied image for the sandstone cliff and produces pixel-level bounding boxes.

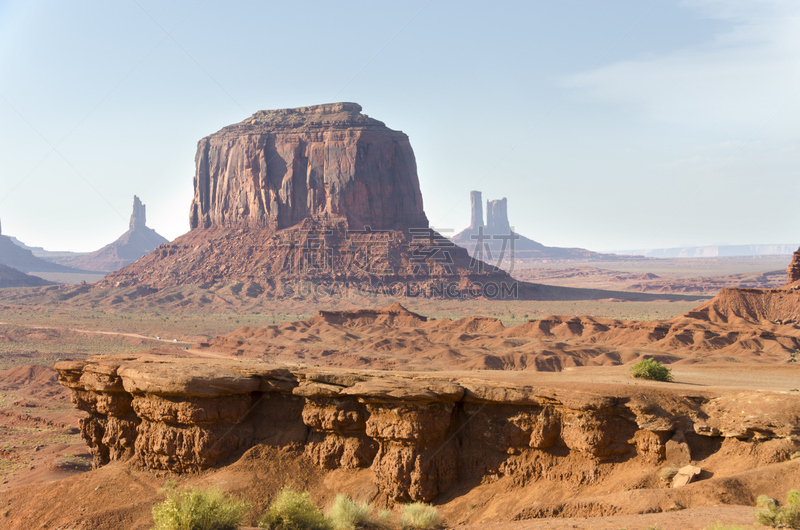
[56,354,800,504]
[190,103,428,232]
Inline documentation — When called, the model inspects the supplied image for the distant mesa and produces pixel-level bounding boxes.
[98,103,514,298]
[47,196,169,273]
[0,263,53,288]
[0,218,90,275]
[451,190,619,261]
[615,244,799,258]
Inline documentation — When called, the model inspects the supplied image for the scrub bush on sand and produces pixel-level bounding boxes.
[151,486,250,530]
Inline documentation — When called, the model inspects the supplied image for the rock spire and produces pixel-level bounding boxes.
[486,197,510,234]
[129,196,146,230]
[469,191,484,229]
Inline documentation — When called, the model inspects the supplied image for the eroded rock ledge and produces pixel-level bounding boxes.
[55,356,800,502]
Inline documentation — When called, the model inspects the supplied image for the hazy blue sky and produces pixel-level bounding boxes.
[1,0,799,252]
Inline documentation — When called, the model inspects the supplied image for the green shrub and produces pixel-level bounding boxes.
[151,486,250,530]
[704,523,746,530]
[328,494,389,530]
[630,358,673,382]
[755,490,800,528]
[399,502,441,530]
[259,487,332,530]
[756,495,781,526]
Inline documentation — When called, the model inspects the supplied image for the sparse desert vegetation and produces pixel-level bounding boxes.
[399,502,441,530]
[756,490,800,528]
[151,486,250,530]
[259,487,332,530]
[629,358,674,382]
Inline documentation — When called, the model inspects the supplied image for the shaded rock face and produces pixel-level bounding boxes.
[787,247,800,284]
[56,355,800,503]
[190,103,428,232]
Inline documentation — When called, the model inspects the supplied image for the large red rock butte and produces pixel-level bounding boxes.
[99,104,516,298]
[190,102,428,232]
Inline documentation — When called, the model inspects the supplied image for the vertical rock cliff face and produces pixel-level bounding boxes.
[189,103,428,232]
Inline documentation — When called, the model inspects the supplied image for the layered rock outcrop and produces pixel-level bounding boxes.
[190,103,428,232]
[56,355,800,503]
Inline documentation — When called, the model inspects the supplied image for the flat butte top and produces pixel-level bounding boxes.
[219,102,394,134]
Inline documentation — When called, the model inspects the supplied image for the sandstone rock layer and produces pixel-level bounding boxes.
[56,354,800,503]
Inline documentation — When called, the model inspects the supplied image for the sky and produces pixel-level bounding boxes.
[1,0,799,253]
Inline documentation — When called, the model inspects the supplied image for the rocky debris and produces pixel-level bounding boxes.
[672,465,702,488]
[56,355,800,503]
[47,196,169,273]
[787,247,800,284]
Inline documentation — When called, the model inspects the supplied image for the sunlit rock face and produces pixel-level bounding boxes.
[190,102,428,232]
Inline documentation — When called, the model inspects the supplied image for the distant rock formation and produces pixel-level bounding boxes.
[617,244,799,258]
[0,263,52,288]
[486,197,510,234]
[787,248,800,284]
[469,191,483,229]
[0,223,87,274]
[99,104,516,298]
[49,196,169,273]
[452,191,623,262]
[130,195,147,230]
